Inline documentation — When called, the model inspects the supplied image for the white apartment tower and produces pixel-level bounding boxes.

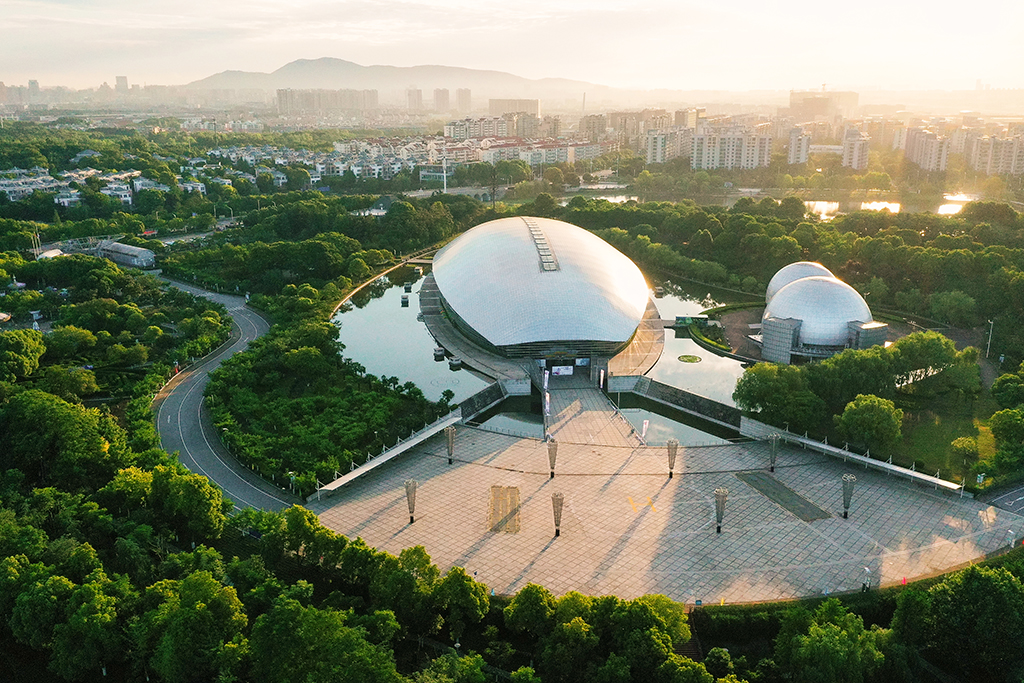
[842,130,870,171]
[433,89,450,112]
[456,88,471,113]
[788,128,810,165]
[904,128,950,172]
[970,136,1024,175]
[407,88,423,111]
[644,129,692,164]
[692,127,772,170]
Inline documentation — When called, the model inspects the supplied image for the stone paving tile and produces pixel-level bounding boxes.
[312,429,1024,604]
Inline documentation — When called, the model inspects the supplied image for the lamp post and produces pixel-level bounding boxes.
[714,487,728,533]
[446,425,455,464]
[987,319,994,359]
[547,440,557,479]
[405,480,417,524]
[552,492,564,537]
[769,433,780,473]
[667,438,679,478]
[842,474,856,519]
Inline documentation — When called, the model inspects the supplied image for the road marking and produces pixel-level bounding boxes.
[628,497,637,512]
[647,497,657,512]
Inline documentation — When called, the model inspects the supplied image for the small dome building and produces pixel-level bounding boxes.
[431,216,650,359]
[765,261,835,302]
[759,265,888,364]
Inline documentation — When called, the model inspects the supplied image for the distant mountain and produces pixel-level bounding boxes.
[185,57,614,102]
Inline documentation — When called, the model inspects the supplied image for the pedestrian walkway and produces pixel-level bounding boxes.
[313,423,1024,604]
[546,381,642,448]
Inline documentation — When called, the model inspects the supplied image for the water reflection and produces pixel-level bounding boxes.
[647,282,750,406]
[331,273,492,403]
[860,201,901,213]
[805,201,840,220]
[618,407,730,446]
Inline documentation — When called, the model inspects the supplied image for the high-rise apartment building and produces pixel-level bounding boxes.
[970,135,1024,175]
[788,128,811,165]
[433,88,450,112]
[580,114,607,141]
[277,89,378,114]
[115,76,129,94]
[489,99,540,117]
[674,108,706,129]
[456,88,471,113]
[904,128,950,172]
[842,129,870,170]
[444,117,508,140]
[692,127,772,170]
[407,88,423,111]
[644,128,692,164]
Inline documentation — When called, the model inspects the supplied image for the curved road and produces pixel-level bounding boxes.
[153,280,298,511]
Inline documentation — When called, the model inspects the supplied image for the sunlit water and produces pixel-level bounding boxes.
[804,198,968,220]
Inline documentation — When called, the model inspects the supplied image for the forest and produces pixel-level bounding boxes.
[6,125,1024,680]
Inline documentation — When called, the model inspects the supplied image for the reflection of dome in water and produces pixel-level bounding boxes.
[765,261,835,302]
[763,276,872,347]
[432,216,649,357]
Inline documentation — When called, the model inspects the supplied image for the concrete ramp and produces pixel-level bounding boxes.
[309,410,462,502]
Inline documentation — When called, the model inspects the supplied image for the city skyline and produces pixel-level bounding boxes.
[3,0,1023,92]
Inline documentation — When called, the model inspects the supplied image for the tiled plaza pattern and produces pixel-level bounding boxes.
[314,388,1023,603]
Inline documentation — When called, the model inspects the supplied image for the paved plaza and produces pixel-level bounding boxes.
[313,384,1023,603]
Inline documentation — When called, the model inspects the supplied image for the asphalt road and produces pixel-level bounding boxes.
[153,280,297,511]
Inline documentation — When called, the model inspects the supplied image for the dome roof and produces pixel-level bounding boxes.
[763,276,872,347]
[765,261,835,302]
[432,216,649,350]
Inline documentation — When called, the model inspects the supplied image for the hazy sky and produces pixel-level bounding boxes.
[3,0,1022,91]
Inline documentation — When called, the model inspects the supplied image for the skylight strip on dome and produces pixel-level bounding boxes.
[522,217,559,272]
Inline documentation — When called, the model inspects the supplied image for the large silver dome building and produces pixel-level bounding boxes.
[759,265,888,364]
[431,216,650,358]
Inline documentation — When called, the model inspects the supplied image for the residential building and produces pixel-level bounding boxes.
[100,184,133,204]
[841,129,870,170]
[444,117,509,140]
[456,88,471,113]
[644,128,691,165]
[904,128,950,172]
[433,89,450,112]
[407,89,423,111]
[675,108,705,129]
[579,114,607,141]
[788,128,810,165]
[488,99,540,117]
[970,135,1024,175]
[691,127,772,170]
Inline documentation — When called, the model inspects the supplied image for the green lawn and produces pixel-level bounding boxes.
[896,384,999,481]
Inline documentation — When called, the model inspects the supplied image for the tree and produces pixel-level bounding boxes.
[656,655,714,683]
[0,389,134,490]
[835,395,903,451]
[39,366,99,402]
[543,167,565,190]
[540,617,599,683]
[774,599,885,683]
[434,566,488,641]
[504,582,555,637]
[136,571,247,683]
[249,595,403,683]
[925,565,1024,682]
[44,326,97,360]
[0,328,46,381]
[929,290,976,327]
